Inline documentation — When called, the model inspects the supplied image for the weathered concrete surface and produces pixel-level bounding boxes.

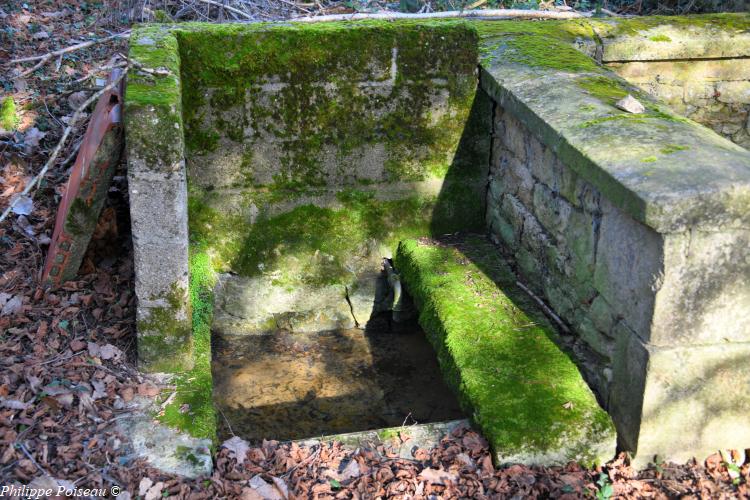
[611,335,750,467]
[212,273,355,335]
[117,397,213,478]
[609,54,750,149]
[480,49,750,234]
[592,15,750,62]
[583,15,750,148]
[480,33,750,465]
[126,28,193,373]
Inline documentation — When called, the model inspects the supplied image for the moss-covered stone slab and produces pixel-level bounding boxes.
[395,235,616,466]
[126,26,193,373]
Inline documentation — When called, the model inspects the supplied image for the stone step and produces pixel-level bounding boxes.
[394,235,617,467]
[296,419,471,460]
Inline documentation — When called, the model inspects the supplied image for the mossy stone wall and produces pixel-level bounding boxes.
[177,22,490,332]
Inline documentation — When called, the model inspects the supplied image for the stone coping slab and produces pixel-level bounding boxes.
[479,34,750,233]
[296,419,470,460]
[589,14,750,62]
[394,235,616,466]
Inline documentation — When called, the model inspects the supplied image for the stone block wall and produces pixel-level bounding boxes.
[485,101,750,465]
[588,15,750,150]
[609,59,750,148]
[487,105,616,403]
[127,22,490,357]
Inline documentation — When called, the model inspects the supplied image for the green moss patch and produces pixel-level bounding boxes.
[589,13,750,38]
[188,184,483,285]
[476,19,602,72]
[156,251,217,442]
[125,26,185,169]
[1,96,18,132]
[395,235,615,465]
[176,21,479,187]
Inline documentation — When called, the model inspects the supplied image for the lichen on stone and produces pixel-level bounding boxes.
[136,282,194,373]
[176,21,480,188]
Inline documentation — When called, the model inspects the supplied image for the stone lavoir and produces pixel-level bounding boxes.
[125,14,750,473]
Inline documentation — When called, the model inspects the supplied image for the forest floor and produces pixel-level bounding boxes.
[1,1,749,498]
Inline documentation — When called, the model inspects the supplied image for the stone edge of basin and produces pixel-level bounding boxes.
[126,26,193,373]
[296,419,472,459]
[116,396,213,478]
[395,236,617,467]
[479,34,750,234]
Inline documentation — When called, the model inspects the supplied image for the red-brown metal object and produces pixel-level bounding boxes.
[42,69,124,285]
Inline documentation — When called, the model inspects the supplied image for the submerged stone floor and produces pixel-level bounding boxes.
[212,320,465,442]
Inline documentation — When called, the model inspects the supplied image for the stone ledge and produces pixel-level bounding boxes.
[479,40,750,234]
[296,419,471,459]
[118,397,213,478]
[395,236,616,467]
[589,14,750,62]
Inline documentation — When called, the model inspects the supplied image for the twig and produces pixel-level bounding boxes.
[195,0,254,19]
[290,9,587,22]
[60,140,83,168]
[282,447,321,478]
[514,280,571,334]
[218,407,235,437]
[73,60,128,85]
[159,391,177,410]
[0,69,128,224]
[17,57,49,78]
[9,32,131,78]
[18,442,52,477]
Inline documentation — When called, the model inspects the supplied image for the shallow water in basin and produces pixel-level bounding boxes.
[212,320,464,442]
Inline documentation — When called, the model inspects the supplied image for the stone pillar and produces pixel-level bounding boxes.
[607,221,750,466]
[126,28,193,372]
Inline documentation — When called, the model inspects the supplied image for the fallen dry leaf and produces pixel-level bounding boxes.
[223,436,251,465]
[137,382,159,397]
[418,467,458,485]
